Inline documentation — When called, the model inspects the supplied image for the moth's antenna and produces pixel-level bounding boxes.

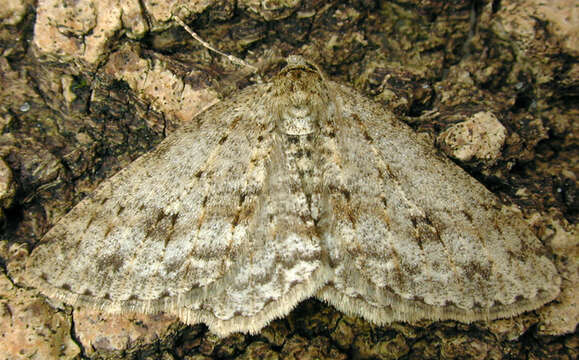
[173,16,258,73]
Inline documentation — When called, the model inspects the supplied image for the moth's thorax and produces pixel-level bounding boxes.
[271,62,330,136]
[279,105,317,135]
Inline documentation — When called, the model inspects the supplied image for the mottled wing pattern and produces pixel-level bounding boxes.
[316,82,561,323]
[25,56,561,337]
[25,84,326,336]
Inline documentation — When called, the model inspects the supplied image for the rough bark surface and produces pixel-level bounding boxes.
[0,0,577,359]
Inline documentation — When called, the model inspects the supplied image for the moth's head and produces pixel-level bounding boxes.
[280,55,321,72]
[270,56,332,135]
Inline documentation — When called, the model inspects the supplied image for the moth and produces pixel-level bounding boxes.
[24,54,560,337]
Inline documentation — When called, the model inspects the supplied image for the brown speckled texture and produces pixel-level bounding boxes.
[0,0,577,359]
